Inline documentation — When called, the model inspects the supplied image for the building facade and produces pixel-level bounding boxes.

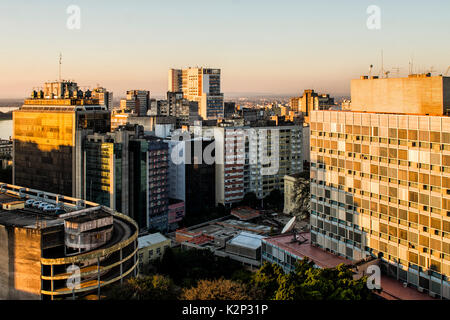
[169,67,224,120]
[310,109,450,299]
[13,81,111,197]
[0,183,138,300]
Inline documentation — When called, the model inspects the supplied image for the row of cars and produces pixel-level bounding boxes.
[25,199,64,214]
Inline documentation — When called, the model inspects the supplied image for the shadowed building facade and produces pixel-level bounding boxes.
[13,81,110,198]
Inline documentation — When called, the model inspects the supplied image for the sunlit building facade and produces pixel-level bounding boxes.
[310,110,450,299]
[13,82,111,197]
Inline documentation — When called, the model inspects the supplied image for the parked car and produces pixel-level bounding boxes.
[32,201,43,208]
[38,202,50,210]
[43,205,56,212]
[25,199,35,207]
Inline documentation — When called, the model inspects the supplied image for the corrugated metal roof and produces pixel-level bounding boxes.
[228,231,266,250]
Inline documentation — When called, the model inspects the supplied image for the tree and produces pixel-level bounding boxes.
[237,192,259,208]
[264,189,284,211]
[251,262,284,299]
[253,259,374,300]
[181,278,255,300]
[291,172,310,220]
[104,275,179,300]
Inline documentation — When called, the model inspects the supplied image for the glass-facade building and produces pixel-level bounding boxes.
[310,110,450,299]
[13,98,110,197]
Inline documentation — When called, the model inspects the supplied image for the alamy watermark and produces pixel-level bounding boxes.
[366,5,381,30]
[66,5,81,30]
[169,128,280,176]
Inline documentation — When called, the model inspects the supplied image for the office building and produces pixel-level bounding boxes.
[309,74,450,299]
[169,67,224,120]
[0,183,138,300]
[92,86,113,110]
[120,90,150,116]
[13,81,111,197]
[166,136,216,215]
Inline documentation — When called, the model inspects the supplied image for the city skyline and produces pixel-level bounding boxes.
[1,0,450,98]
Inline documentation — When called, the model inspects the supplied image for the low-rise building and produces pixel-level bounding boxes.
[137,232,171,274]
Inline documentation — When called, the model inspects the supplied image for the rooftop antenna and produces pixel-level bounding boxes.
[59,53,62,82]
[369,64,374,77]
[381,50,384,78]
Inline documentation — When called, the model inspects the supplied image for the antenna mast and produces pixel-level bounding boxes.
[59,53,62,82]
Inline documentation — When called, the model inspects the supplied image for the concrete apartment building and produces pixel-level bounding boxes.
[13,81,111,198]
[197,120,303,206]
[309,74,450,299]
[0,183,138,300]
[169,67,224,120]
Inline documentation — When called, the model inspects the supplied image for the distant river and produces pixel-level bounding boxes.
[0,120,12,140]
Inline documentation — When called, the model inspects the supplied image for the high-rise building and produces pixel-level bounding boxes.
[170,67,224,120]
[168,68,182,92]
[166,136,216,215]
[197,120,303,205]
[92,86,113,110]
[290,89,335,120]
[13,81,111,197]
[120,90,150,116]
[309,74,450,299]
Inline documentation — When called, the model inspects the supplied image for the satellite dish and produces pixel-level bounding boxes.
[281,216,296,234]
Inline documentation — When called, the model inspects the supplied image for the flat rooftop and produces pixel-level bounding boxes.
[263,232,352,268]
[65,210,111,224]
[0,192,63,229]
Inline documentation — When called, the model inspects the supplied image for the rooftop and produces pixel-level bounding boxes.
[228,231,266,250]
[138,232,170,249]
[230,207,261,221]
[263,232,352,268]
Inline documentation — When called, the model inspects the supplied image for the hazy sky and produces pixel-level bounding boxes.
[0,0,449,98]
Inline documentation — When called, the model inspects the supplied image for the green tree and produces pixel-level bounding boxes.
[104,275,179,300]
[181,278,255,300]
[253,259,374,300]
[291,172,310,220]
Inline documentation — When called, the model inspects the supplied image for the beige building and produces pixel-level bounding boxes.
[137,233,171,274]
[284,173,302,215]
[350,74,450,115]
[310,74,450,299]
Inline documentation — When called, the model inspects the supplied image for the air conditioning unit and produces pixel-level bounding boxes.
[402,282,408,288]
[418,287,424,293]
[429,292,437,298]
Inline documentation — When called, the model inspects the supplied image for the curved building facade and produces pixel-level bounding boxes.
[0,183,138,300]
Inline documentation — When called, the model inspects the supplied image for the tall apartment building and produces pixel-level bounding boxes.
[146,138,169,232]
[309,74,450,299]
[198,120,303,205]
[92,86,113,110]
[169,67,224,120]
[82,125,169,233]
[13,81,111,197]
[120,90,150,116]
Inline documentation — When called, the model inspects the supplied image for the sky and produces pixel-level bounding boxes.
[0,0,449,99]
